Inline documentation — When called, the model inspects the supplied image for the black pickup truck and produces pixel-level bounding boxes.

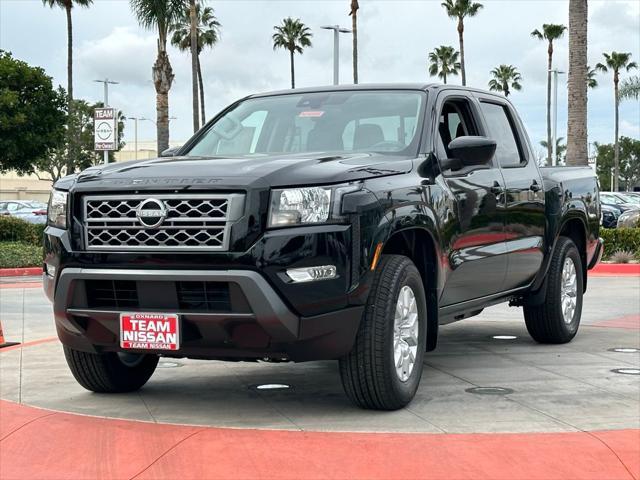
[44,84,602,410]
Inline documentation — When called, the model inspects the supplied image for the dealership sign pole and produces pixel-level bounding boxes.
[94,78,119,164]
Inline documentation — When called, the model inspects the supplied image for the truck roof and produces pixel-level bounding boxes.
[249,83,502,98]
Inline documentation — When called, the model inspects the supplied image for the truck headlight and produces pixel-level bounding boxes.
[269,187,332,227]
[268,183,362,227]
[47,190,68,228]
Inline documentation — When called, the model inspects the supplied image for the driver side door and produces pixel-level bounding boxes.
[436,93,508,306]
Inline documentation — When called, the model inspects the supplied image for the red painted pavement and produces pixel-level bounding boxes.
[0,267,41,277]
[0,400,638,480]
[590,263,640,276]
[0,282,42,289]
[0,336,57,352]
[591,315,640,330]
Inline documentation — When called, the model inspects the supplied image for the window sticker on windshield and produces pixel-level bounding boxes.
[299,111,325,118]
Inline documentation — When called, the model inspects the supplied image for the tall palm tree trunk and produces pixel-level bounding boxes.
[189,0,199,132]
[614,74,620,191]
[458,19,466,86]
[65,3,74,173]
[351,3,358,84]
[290,49,295,89]
[153,49,174,154]
[443,72,447,85]
[197,55,205,125]
[546,44,553,165]
[566,0,588,166]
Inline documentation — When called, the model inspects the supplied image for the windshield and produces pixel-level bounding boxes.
[186,90,426,158]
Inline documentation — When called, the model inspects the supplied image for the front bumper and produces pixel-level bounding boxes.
[46,267,364,362]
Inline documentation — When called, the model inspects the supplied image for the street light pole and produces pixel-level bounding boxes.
[321,25,351,85]
[128,117,139,161]
[550,69,565,166]
[94,78,119,164]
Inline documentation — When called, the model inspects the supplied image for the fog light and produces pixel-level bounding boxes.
[45,262,56,278]
[286,265,337,283]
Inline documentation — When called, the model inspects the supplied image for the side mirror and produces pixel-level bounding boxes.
[447,136,496,169]
[160,146,181,157]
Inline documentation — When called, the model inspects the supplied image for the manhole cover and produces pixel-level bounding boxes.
[157,361,182,368]
[608,348,640,353]
[611,368,640,375]
[465,386,514,395]
[492,335,517,340]
[254,384,291,390]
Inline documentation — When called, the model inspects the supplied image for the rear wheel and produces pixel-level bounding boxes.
[339,255,427,410]
[63,346,158,393]
[524,237,583,344]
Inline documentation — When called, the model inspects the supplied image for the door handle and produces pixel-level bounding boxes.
[529,180,541,192]
[490,181,503,195]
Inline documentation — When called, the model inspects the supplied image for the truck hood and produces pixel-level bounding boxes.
[66,152,414,192]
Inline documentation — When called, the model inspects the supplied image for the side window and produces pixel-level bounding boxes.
[437,98,478,159]
[479,102,524,167]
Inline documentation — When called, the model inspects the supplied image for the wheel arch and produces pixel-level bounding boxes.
[381,226,440,351]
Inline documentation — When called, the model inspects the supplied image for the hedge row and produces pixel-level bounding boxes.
[0,216,46,246]
[601,228,640,260]
[0,242,43,268]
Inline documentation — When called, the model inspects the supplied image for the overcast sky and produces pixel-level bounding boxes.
[1,0,639,154]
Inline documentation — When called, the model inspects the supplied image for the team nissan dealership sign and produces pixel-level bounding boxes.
[94,107,118,151]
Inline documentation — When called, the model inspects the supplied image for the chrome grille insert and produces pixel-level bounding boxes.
[83,194,244,251]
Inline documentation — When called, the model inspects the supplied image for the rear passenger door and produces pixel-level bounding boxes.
[435,92,508,306]
[474,94,545,290]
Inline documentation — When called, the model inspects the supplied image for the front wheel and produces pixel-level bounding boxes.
[339,255,427,410]
[64,346,159,393]
[524,237,583,344]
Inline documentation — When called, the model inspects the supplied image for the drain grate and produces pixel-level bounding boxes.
[465,386,514,395]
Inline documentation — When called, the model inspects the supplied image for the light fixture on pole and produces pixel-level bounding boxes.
[320,25,351,85]
[94,78,119,164]
[549,69,565,166]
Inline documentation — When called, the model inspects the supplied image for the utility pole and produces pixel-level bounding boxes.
[550,69,565,166]
[94,78,119,164]
[128,117,140,161]
[321,25,351,85]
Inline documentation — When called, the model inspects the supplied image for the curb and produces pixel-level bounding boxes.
[590,263,640,276]
[0,267,42,277]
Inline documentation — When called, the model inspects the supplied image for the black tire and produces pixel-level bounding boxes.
[339,255,427,410]
[63,346,159,393]
[524,237,583,344]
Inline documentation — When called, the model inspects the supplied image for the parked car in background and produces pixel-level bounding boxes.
[0,200,48,224]
[618,209,640,228]
[599,193,638,213]
[601,204,623,229]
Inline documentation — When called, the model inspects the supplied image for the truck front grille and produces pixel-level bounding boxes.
[82,194,244,251]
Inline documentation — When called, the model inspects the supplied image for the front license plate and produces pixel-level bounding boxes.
[120,313,180,351]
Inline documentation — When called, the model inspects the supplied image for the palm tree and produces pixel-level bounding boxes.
[272,18,312,89]
[441,0,483,86]
[130,0,184,155]
[428,46,461,84]
[596,52,638,191]
[620,76,640,101]
[188,0,198,132]
[531,23,567,165]
[488,65,522,97]
[540,137,567,165]
[349,0,359,84]
[42,0,93,173]
[171,3,221,125]
[587,66,598,89]
[566,0,588,166]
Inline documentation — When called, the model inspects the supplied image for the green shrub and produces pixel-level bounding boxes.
[0,216,45,246]
[601,228,640,261]
[0,242,43,268]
